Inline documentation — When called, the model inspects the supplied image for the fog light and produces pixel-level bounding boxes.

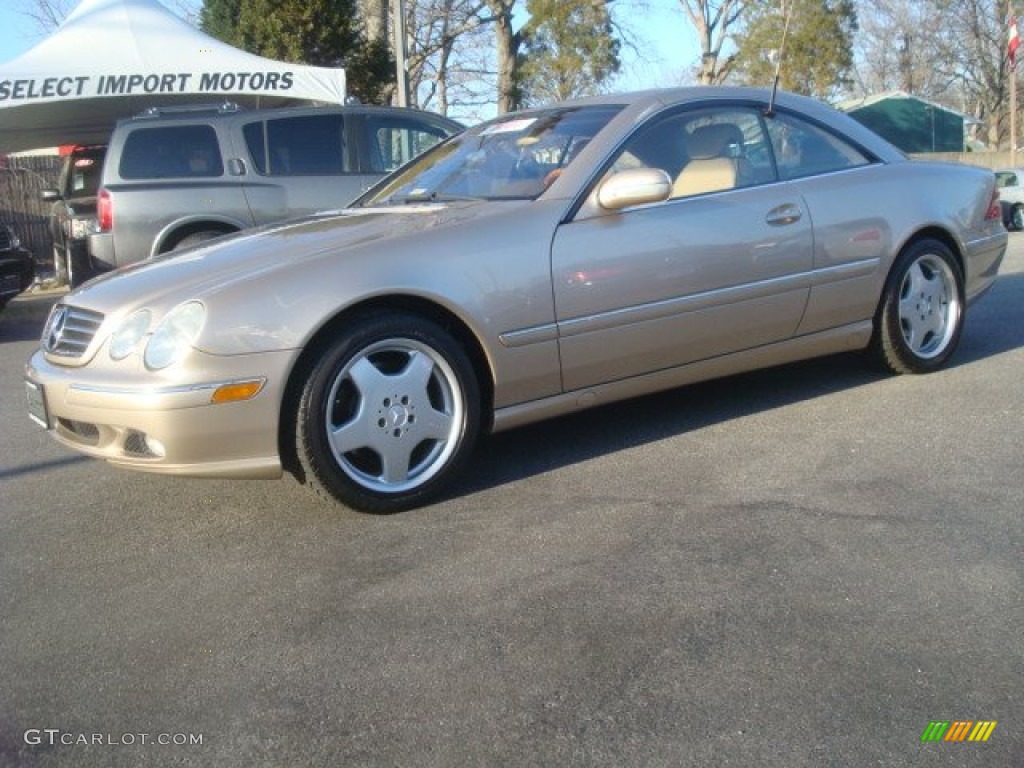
[210,379,265,404]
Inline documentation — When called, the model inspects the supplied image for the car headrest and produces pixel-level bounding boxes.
[687,123,743,160]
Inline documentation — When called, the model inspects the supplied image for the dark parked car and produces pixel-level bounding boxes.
[40,144,107,287]
[0,223,35,311]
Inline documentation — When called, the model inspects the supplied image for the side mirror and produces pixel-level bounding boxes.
[40,188,61,202]
[596,168,672,210]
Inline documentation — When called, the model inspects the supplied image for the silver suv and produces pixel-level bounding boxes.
[88,103,461,276]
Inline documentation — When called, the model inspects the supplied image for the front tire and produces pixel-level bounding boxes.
[869,238,964,374]
[294,312,480,513]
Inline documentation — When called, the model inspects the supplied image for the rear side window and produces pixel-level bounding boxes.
[765,112,870,181]
[118,125,223,180]
[364,116,452,173]
[244,114,348,176]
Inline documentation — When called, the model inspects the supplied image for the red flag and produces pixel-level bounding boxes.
[1011,14,1020,71]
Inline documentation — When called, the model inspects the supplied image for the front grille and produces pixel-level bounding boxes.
[43,304,105,359]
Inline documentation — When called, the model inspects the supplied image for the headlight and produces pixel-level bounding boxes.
[108,309,152,361]
[144,301,206,370]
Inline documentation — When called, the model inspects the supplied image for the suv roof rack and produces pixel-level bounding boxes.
[135,102,240,119]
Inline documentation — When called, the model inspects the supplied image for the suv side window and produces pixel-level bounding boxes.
[244,114,349,176]
[364,116,451,173]
[119,125,224,180]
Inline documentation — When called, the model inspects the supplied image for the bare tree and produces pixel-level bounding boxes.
[479,0,521,112]
[17,0,201,33]
[853,0,953,99]
[16,0,75,32]
[676,0,746,84]
[947,0,1012,148]
[405,0,493,115]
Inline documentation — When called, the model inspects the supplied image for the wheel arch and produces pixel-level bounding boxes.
[152,217,244,255]
[887,227,966,297]
[870,227,965,346]
[277,294,496,480]
[867,228,966,374]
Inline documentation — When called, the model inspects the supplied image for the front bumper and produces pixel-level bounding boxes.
[25,347,294,479]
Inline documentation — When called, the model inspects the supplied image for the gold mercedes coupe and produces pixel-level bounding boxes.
[26,88,1007,512]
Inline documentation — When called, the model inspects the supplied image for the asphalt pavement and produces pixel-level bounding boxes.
[0,239,1021,767]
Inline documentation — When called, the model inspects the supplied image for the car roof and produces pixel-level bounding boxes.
[119,102,462,129]
[492,87,907,165]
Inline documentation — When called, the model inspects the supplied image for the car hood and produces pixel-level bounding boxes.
[70,202,516,315]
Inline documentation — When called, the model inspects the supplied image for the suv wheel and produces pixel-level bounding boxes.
[173,230,230,251]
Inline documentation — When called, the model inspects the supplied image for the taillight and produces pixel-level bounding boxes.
[985,188,1001,221]
[97,188,113,231]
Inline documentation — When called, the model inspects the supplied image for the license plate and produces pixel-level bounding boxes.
[25,379,49,429]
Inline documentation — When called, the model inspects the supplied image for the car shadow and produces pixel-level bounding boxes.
[461,352,884,496]
[0,316,46,343]
[458,270,1024,498]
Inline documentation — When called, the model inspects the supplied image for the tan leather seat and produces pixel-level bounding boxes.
[672,123,744,198]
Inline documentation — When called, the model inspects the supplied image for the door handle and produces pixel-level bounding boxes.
[766,203,802,226]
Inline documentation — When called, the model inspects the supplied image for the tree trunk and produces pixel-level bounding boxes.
[486,0,520,113]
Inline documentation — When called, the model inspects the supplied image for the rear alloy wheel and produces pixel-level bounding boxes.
[295,312,480,513]
[870,238,964,374]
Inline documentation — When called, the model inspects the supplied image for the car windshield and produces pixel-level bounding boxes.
[358,104,624,205]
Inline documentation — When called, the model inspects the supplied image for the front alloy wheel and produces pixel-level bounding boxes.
[295,312,480,513]
[869,238,964,374]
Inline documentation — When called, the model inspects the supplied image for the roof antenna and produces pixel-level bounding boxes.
[765,1,795,117]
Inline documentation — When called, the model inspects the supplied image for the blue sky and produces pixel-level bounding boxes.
[0,0,699,95]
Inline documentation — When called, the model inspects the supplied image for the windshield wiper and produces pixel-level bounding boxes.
[390,190,484,205]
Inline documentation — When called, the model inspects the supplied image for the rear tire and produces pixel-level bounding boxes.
[172,230,230,251]
[868,238,964,374]
[294,312,480,513]
[1013,205,1024,232]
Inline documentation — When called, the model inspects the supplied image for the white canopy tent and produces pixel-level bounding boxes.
[0,0,346,153]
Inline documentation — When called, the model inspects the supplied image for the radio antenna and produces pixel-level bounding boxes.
[765,1,795,117]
